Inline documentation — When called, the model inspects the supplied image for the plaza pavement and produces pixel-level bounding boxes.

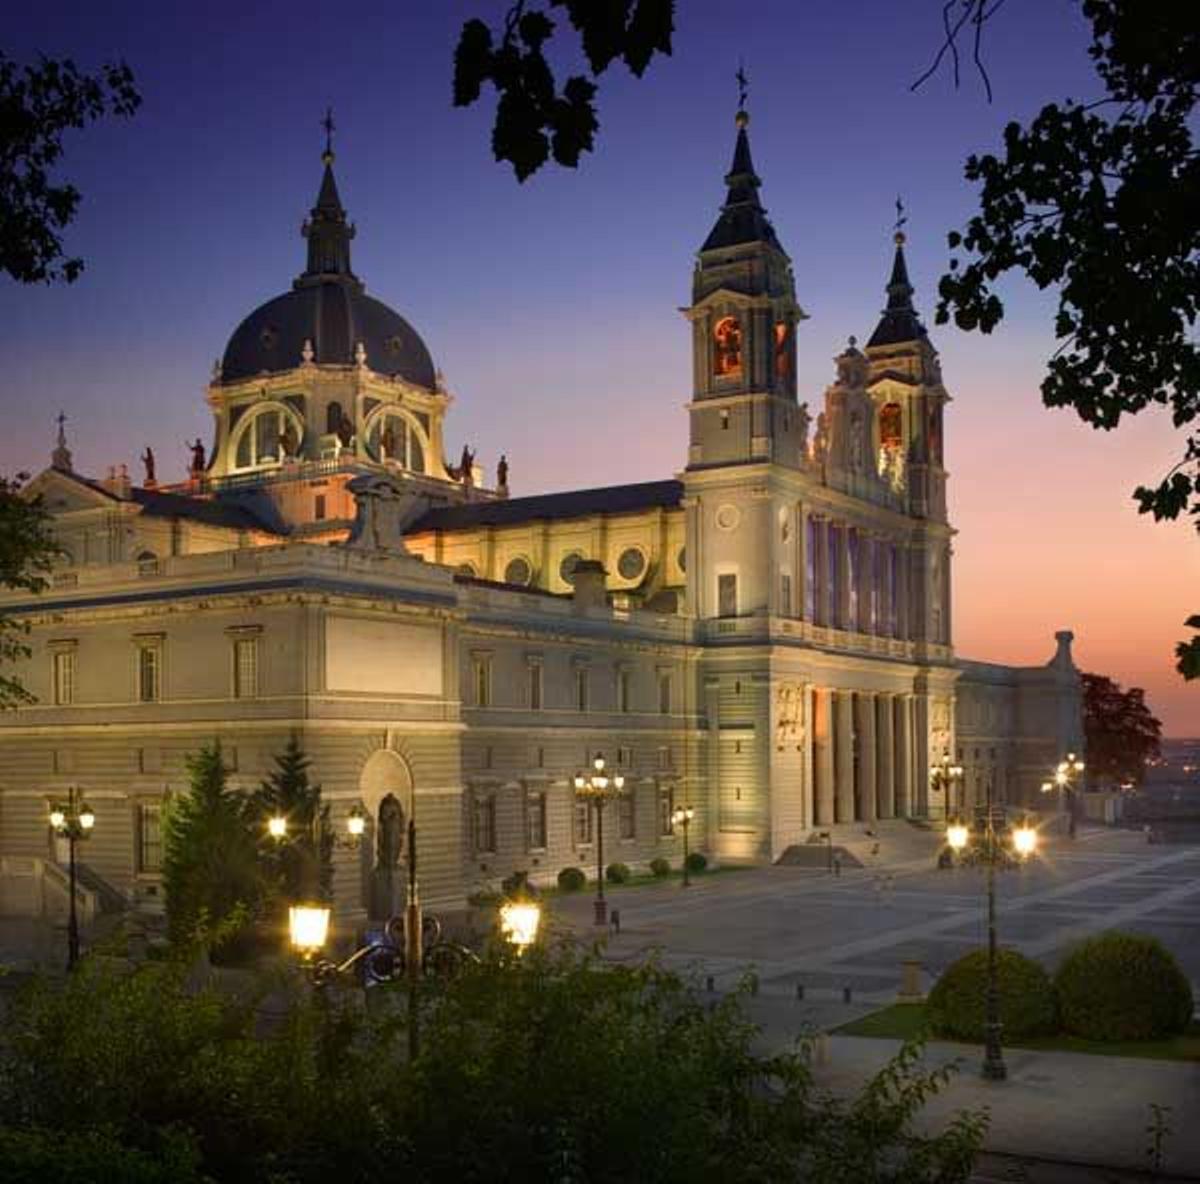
[550,824,1200,1177]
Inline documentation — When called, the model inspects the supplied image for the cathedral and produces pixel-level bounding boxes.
[0,105,1081,923]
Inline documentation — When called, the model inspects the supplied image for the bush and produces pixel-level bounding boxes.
[650,856,671,878]
[605,862,631,884]
[685,851,708,874]
[1055,931,1193,1040]
[927,948,1056,1042]
[501,869,537,897]
[557,866,586,892]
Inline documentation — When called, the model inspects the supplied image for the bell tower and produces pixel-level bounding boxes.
[683,97,807,472]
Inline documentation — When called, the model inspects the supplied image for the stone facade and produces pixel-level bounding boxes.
[0,110,1081,925]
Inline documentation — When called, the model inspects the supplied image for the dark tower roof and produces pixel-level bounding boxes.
[866,232,928,348]
[700,110,783,253]
[219,140,436,388]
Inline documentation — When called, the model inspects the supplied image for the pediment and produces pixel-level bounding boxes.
[23,468,118,515]
[866,370,919,391]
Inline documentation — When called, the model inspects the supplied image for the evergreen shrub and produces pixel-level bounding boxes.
[649,856,671,878]
[605,862,631,884]
[927,948,1056,1042]
[557,866,586,892]
[684,851,708,874]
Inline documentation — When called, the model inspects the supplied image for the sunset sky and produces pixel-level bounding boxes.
[3,1,1196,734]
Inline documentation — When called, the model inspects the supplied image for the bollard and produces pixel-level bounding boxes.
[898,958,923,1001]
[610,909,621,935]
[706,974,715,993]
[795,982,805,1001]
[842,984,852,1004]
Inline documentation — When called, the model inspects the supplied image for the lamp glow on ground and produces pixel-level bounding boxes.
[500,899,541,952]
[289,904,331,959]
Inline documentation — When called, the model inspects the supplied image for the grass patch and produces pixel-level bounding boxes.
[835,1003,1200,1062]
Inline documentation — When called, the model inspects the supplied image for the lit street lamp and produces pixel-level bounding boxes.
[48,787,95,971]
[946,775,1039,1082]
[671,804,695,886]
[930,751,964,821]
[574,753,625,926]
[1042,752,1085,839]
[499,897,542,952]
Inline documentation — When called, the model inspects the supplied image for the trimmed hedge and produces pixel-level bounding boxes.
[1055,931,1193,1041]
[605,862,631,884]
[684,851,708,874]
[649,857,671,878]
[557,866,586,892]
[927,948,1056,1042]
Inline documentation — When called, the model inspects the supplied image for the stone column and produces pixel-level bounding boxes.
[896,543,910,641]
[815,515,829,626]
[802,683,815,828]
[836,525,850,631]
[877,693,895,818]
[894,694,912,817]
[913,694,931,816]
[814,687,835,825]
[856,692,877,822]
[834,690,855,823]
[798,507,809,621]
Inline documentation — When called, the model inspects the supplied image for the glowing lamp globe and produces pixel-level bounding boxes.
[49,806,66,830]
[288,904,330,957]
[1012,824,1038,858]
[947,823,970,852]
[78,804,96,831]
[346,807,366,838]
[500,899,542,951]
[267,815,288,839]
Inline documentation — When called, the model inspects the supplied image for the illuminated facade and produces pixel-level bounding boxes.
[0,109,1080,924]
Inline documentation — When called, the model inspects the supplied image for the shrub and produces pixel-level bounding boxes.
[685,851,708,874]
[1055,931,1193,1040]
[557,866,586,892]
[500,869,537,897]
[927,948,1056,1042]
[605,862,631,884]
[649,856,671,878]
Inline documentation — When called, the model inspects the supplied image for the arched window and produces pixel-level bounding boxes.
[774,320,792,383]
[326,401,344,435]
[231,403,304,472]
[713,316,742,377]
[880,403,902,450]
[365,410,427,474]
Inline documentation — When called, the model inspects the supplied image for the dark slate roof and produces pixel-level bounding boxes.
[131,488,280,533]
[407,479,684,533]
[701,117,783,254]
[866,239,928,348]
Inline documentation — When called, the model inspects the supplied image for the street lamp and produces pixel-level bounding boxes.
[48,786,95,971]
[930,752,964,821]
[946,787,1039,1081]
[1042,752,1085,839]
[671,804,695,886]
[499,897,542,952]
[574,753,625,926]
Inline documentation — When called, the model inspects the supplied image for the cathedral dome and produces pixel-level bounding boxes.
[220,281,436,388]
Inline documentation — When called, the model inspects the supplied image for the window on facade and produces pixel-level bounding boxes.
[314,494,326,521]
[52,649,75,706]
[658,783,675,836]
[658,746,673,771]
[847,530,860,629]
[827,523,842,627]
[574,800,593,845]
[720,408,730,430]
[805,517,818,621]
[880,402,902,450]
[717,573,738,618]
[889,543,900,637]
[472,793,496,854]
[504,556,533,586]
[527,791,547,849]
[559,552,583,586]
[367,412,426,473]
[137,645,161,703]
[870,538,882,634]
[713,316,743,377]
[528,661,543,710]
[473,657,491,707]
[658,673,672,715]
[325,401,343,435]
[780,572,792,617]
[234,407,299,470]
[617,547,646,581]
[774,320,792,383]
[618,791,636,840]
[137,802,162,873]
[618,669,632,713]
[233,637,259,699]
[575,667,589,712]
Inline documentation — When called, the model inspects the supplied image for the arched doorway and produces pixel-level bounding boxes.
[358,749,414,920]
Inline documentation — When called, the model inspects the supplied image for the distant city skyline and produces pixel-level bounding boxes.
[2,1,1195,733]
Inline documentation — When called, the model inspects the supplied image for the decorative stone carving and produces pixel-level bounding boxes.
[346,474,412,553]
[775,682,806,750]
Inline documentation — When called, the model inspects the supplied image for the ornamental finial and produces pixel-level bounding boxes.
[321,106,335,164]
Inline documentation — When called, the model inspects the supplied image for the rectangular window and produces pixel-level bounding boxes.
[658,673,672,715]
[473,656,491,707]
[657,745,674,771]
[658,783,675,836]
[314,493,327,521]
[574,800,593,845]
[233,637,258,699]
[137,645,161,703]
[827,523,842,628]
[527,791,547,849]
[618,791,636,840]
[805,516,817,621]
[717,572,738,618]
[528,661,543,710]
[847,529,860,629]
[618,669,632,713]
[472,793,496,854]
[889,543,900,638]
[52,649,75,706]
[780,572,792,617]
[575,666,589,712]
[137,802,162,873]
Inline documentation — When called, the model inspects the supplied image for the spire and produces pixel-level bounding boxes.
[298,108,358,287]
[51,411,73,472]
[866,216,927,348]
[700,73,782,254]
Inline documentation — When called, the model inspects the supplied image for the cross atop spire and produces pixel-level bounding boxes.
[866,211,927,348]
[322,107,335,162]
[894,195,908,242]
[298,112,358,286]
[736,62,749,113]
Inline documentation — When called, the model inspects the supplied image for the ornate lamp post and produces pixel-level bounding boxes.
[946,777,1039,1081]
[671,804,695,887]
[1042,752,1085,839]
[930,751,964,821]
[574,753,625,926]
[48,787,95,971]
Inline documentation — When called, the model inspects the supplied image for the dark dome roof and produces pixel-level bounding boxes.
[220,279,436,387]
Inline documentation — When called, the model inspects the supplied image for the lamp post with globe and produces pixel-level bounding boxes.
[48,787,96,971]
[574,754,625,926]
[671,804,695,886]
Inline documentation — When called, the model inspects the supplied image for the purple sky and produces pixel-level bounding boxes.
[2,1,1195,734]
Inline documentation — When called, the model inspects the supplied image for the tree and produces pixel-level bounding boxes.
[251,735,332,906]
[1,50,140,284]
[0,474,59,708]
[1082,671,1162,787]
[161,742,262,947]
[454,1,674,181]
[935,1,1199,676]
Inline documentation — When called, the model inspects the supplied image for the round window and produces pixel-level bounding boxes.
[504,556,532,587]
[559,552,584,585]
[677,546,686,573]
[617,547,646,581]
[715,504,740,531]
